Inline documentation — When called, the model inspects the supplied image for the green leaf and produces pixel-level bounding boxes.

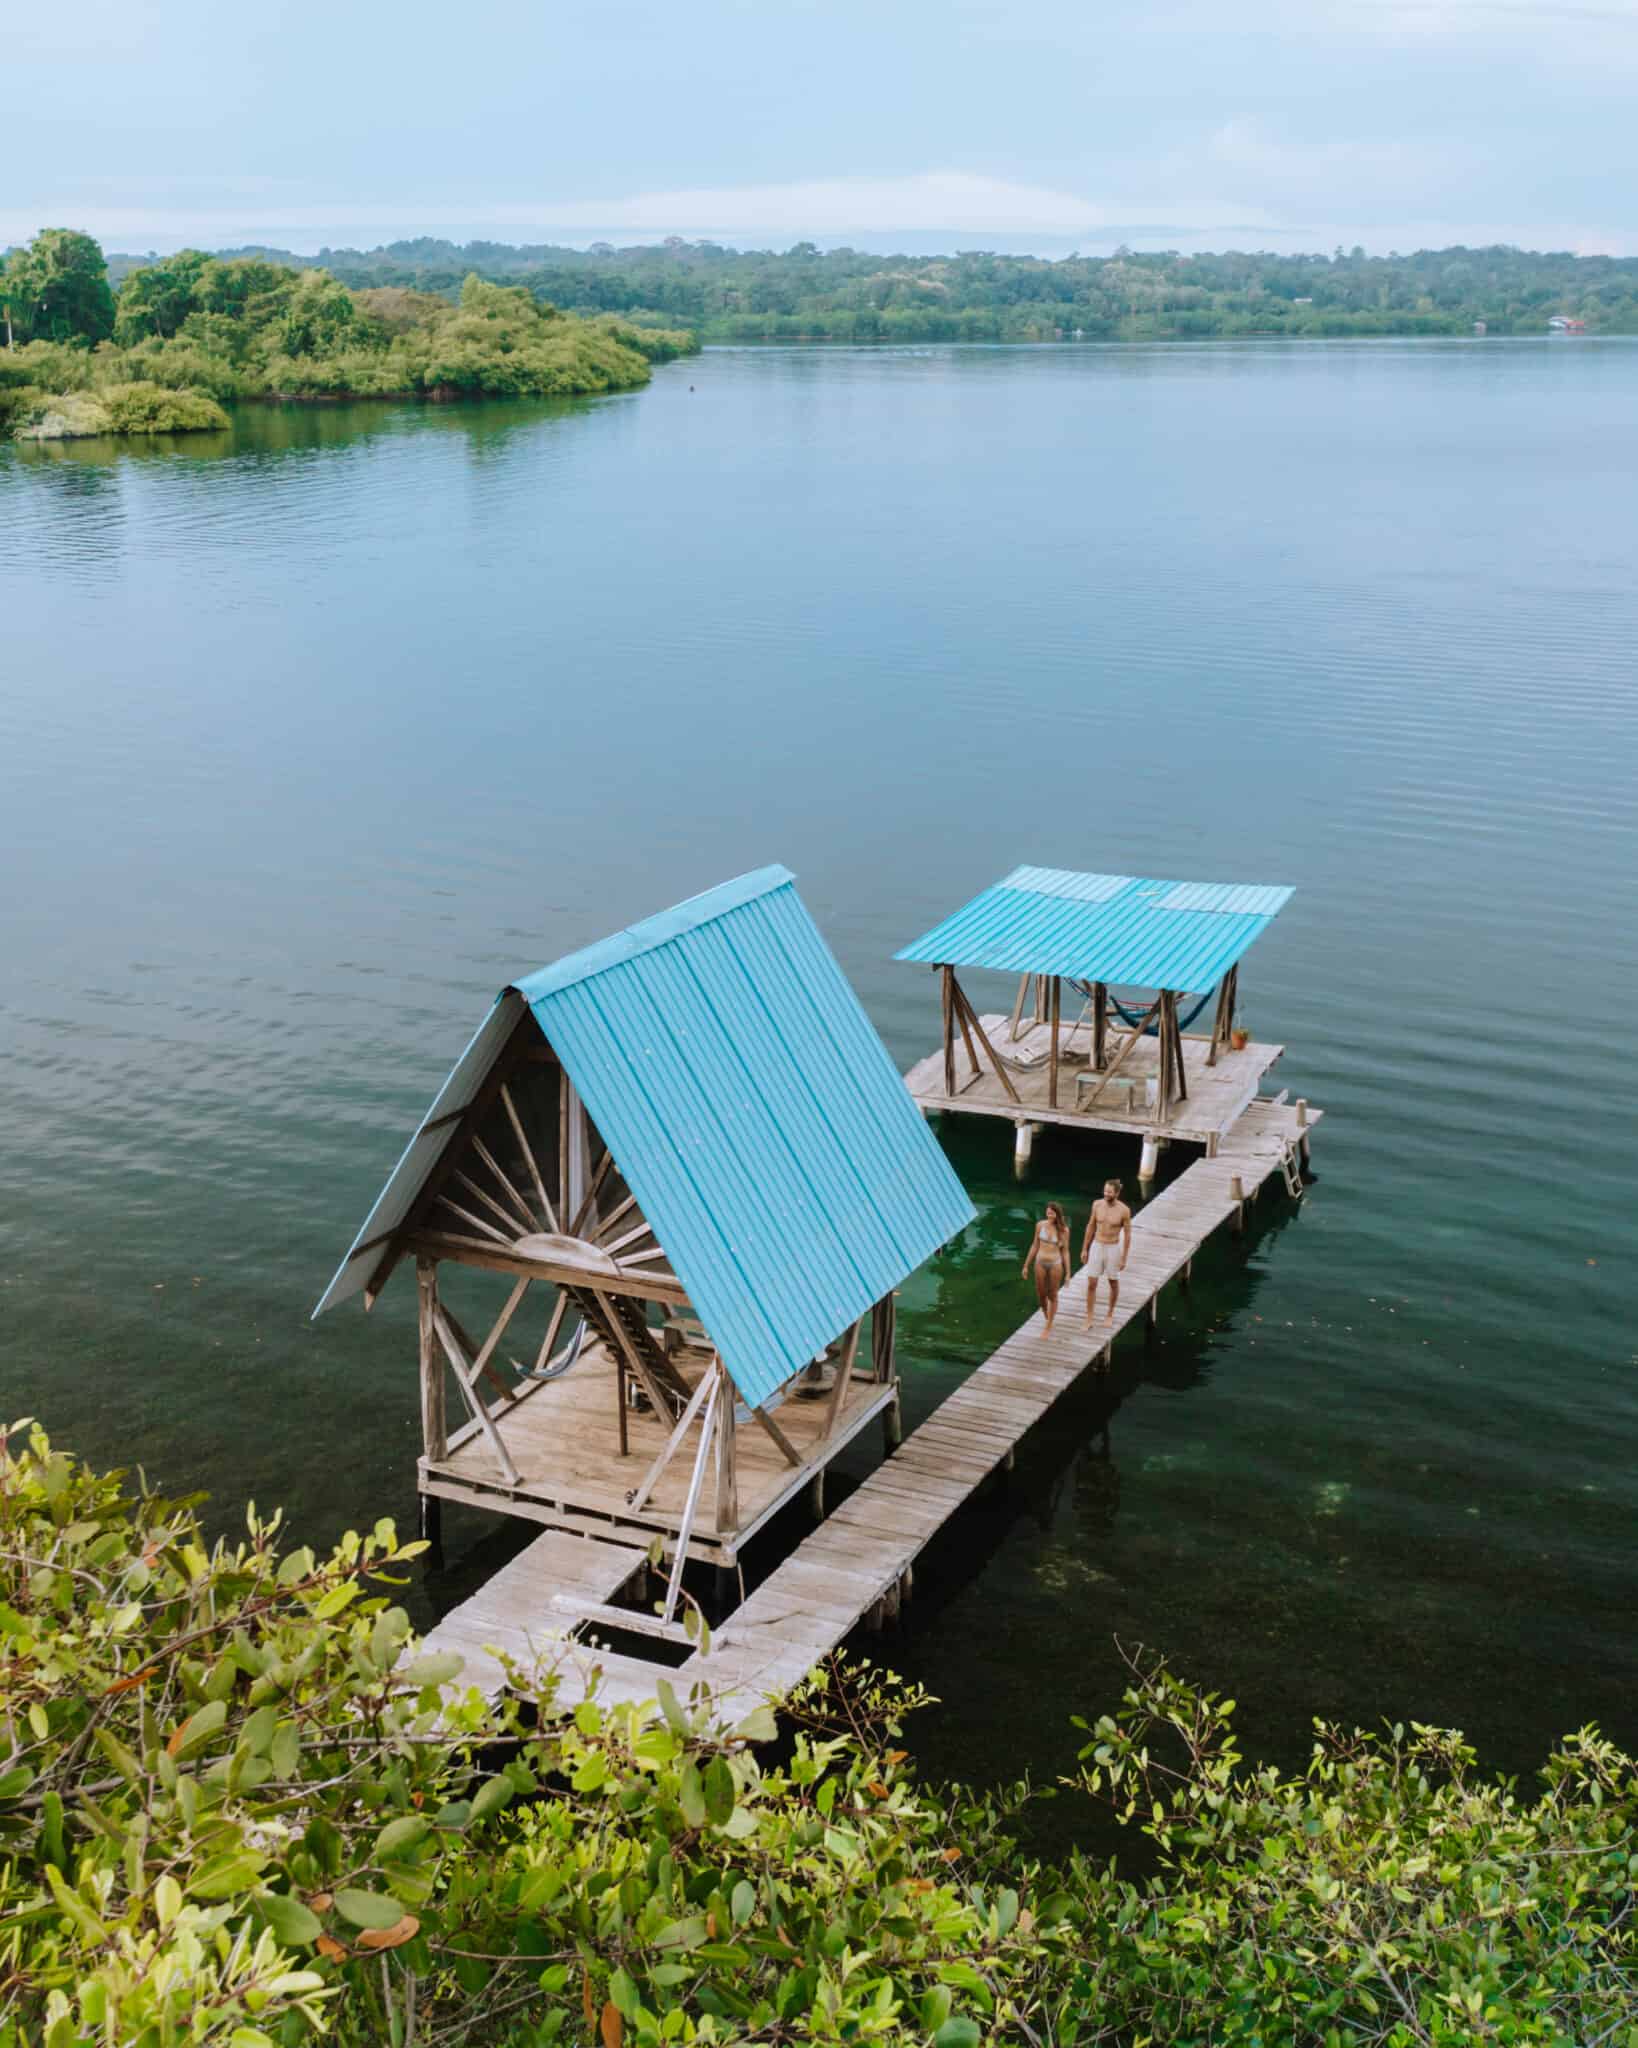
[334,1888,406,1930]
[259,1893,322,1947]
[703,1756,736,1827]
[678,1759,707,1828]
[732,1704,778,1744]
[270,1721,300,1778]
[398,1651,464,1688]
[275,1547,314,1587]
[171,1696,229,1758]
[469,1774,514,1824]
[241,1704,278,1756]
[0,1764,35,1801]
[731,1879,755,1925]
[189,1850,267,1900]
[921,1986,953,2031]
[571,1751,608,1793]
[934,2020,982,2048]
[375,1815,430,1860]
[656,1678,691,1736]
[609,1966,642,2021]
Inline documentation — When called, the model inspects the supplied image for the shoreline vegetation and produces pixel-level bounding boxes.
[110,233,1638,345]
[4,1421,1634,2046]
[0,231,696,442]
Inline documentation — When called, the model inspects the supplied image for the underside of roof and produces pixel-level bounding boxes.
[894,865,1294,996]
[316,866,975,1409]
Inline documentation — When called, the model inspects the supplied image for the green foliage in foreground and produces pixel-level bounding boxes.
[0,233,696,439]
[2,1423,1633,2048]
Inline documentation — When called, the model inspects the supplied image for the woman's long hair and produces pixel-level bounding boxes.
[1045,1201,1066,1232]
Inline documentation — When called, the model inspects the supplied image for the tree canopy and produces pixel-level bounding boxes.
[2,231,696,439]
[206,234,1638,343]
[0,229,116,347]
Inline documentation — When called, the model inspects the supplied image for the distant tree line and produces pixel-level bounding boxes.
[126,235,1638,343]
[0,231,695,439]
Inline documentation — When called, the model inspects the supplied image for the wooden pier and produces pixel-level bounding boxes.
[419,1092,1322,1716]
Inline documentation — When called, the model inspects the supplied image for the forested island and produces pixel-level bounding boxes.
[117,234,1638,344]
[0,231,695,440]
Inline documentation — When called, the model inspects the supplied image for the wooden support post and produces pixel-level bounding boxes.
[432,1299,523,1486]
[714,1361,738,1534]
[821,1319,863,1440]
[417,1490,443,1569]
[661,1373,718,1625]
[617,1357,629,1456]
[1146,1292,1159,1341]
[748,1402,801,1467]
[871,1290,896,1384]
[417,1258,446,1463]
[1093,982,1108,1072]
[1169,991,1188,1103]
[1206,968,1234,1068]
[557,1064,570,1226]
[953,985,983,1087]
[570,1145,616,1236]
[1230,1172,1246,1234]
[952,978,1022,1105]
[1181,1257,1193,1290]
[1007,972,1031,1042]
[1296,1099,1312,1169]
[1048,974,1061,1109]
[882,1389,903,1451]
[808,1469,826,1521]
[940,966,957,1095]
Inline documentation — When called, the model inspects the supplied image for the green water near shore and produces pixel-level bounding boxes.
[3,339,1634,1827]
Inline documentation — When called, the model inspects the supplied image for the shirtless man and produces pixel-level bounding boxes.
[1081,1179,1132,1327]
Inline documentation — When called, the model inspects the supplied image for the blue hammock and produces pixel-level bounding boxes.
[1071,981,1216,1035]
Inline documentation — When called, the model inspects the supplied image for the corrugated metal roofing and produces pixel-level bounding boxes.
[317,867,975,1408]
[895,865,1294,995]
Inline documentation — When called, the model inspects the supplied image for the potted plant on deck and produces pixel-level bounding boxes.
[1230,1021,1251,1052]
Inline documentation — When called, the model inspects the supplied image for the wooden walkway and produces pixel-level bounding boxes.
[420,1095,1321,1715]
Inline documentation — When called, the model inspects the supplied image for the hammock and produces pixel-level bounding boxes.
[1069,981,1215,1034]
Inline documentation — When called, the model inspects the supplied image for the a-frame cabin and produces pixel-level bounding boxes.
[314,866,974,1617]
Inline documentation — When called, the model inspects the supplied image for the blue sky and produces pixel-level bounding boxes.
[13,0,1638,255]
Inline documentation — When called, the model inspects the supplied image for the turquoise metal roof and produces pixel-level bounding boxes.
[895,865,1294,996]
[317,867,974,1411]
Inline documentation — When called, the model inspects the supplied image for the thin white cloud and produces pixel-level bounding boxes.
[523,172,1272,236]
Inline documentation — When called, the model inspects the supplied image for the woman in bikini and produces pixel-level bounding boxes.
[1022,1201,1071,1335]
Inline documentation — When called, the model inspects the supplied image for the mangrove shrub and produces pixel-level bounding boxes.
[1,1422,1632,2047]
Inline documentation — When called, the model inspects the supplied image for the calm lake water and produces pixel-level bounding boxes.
[3,340,1635,1828]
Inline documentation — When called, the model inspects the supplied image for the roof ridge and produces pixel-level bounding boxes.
[513,865,795,1002]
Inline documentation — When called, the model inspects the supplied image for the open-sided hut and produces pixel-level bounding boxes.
[314,866,974,1616]
[897,866,1294,1167]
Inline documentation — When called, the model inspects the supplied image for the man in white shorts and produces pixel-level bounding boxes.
[1081,1178,1132,1328]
